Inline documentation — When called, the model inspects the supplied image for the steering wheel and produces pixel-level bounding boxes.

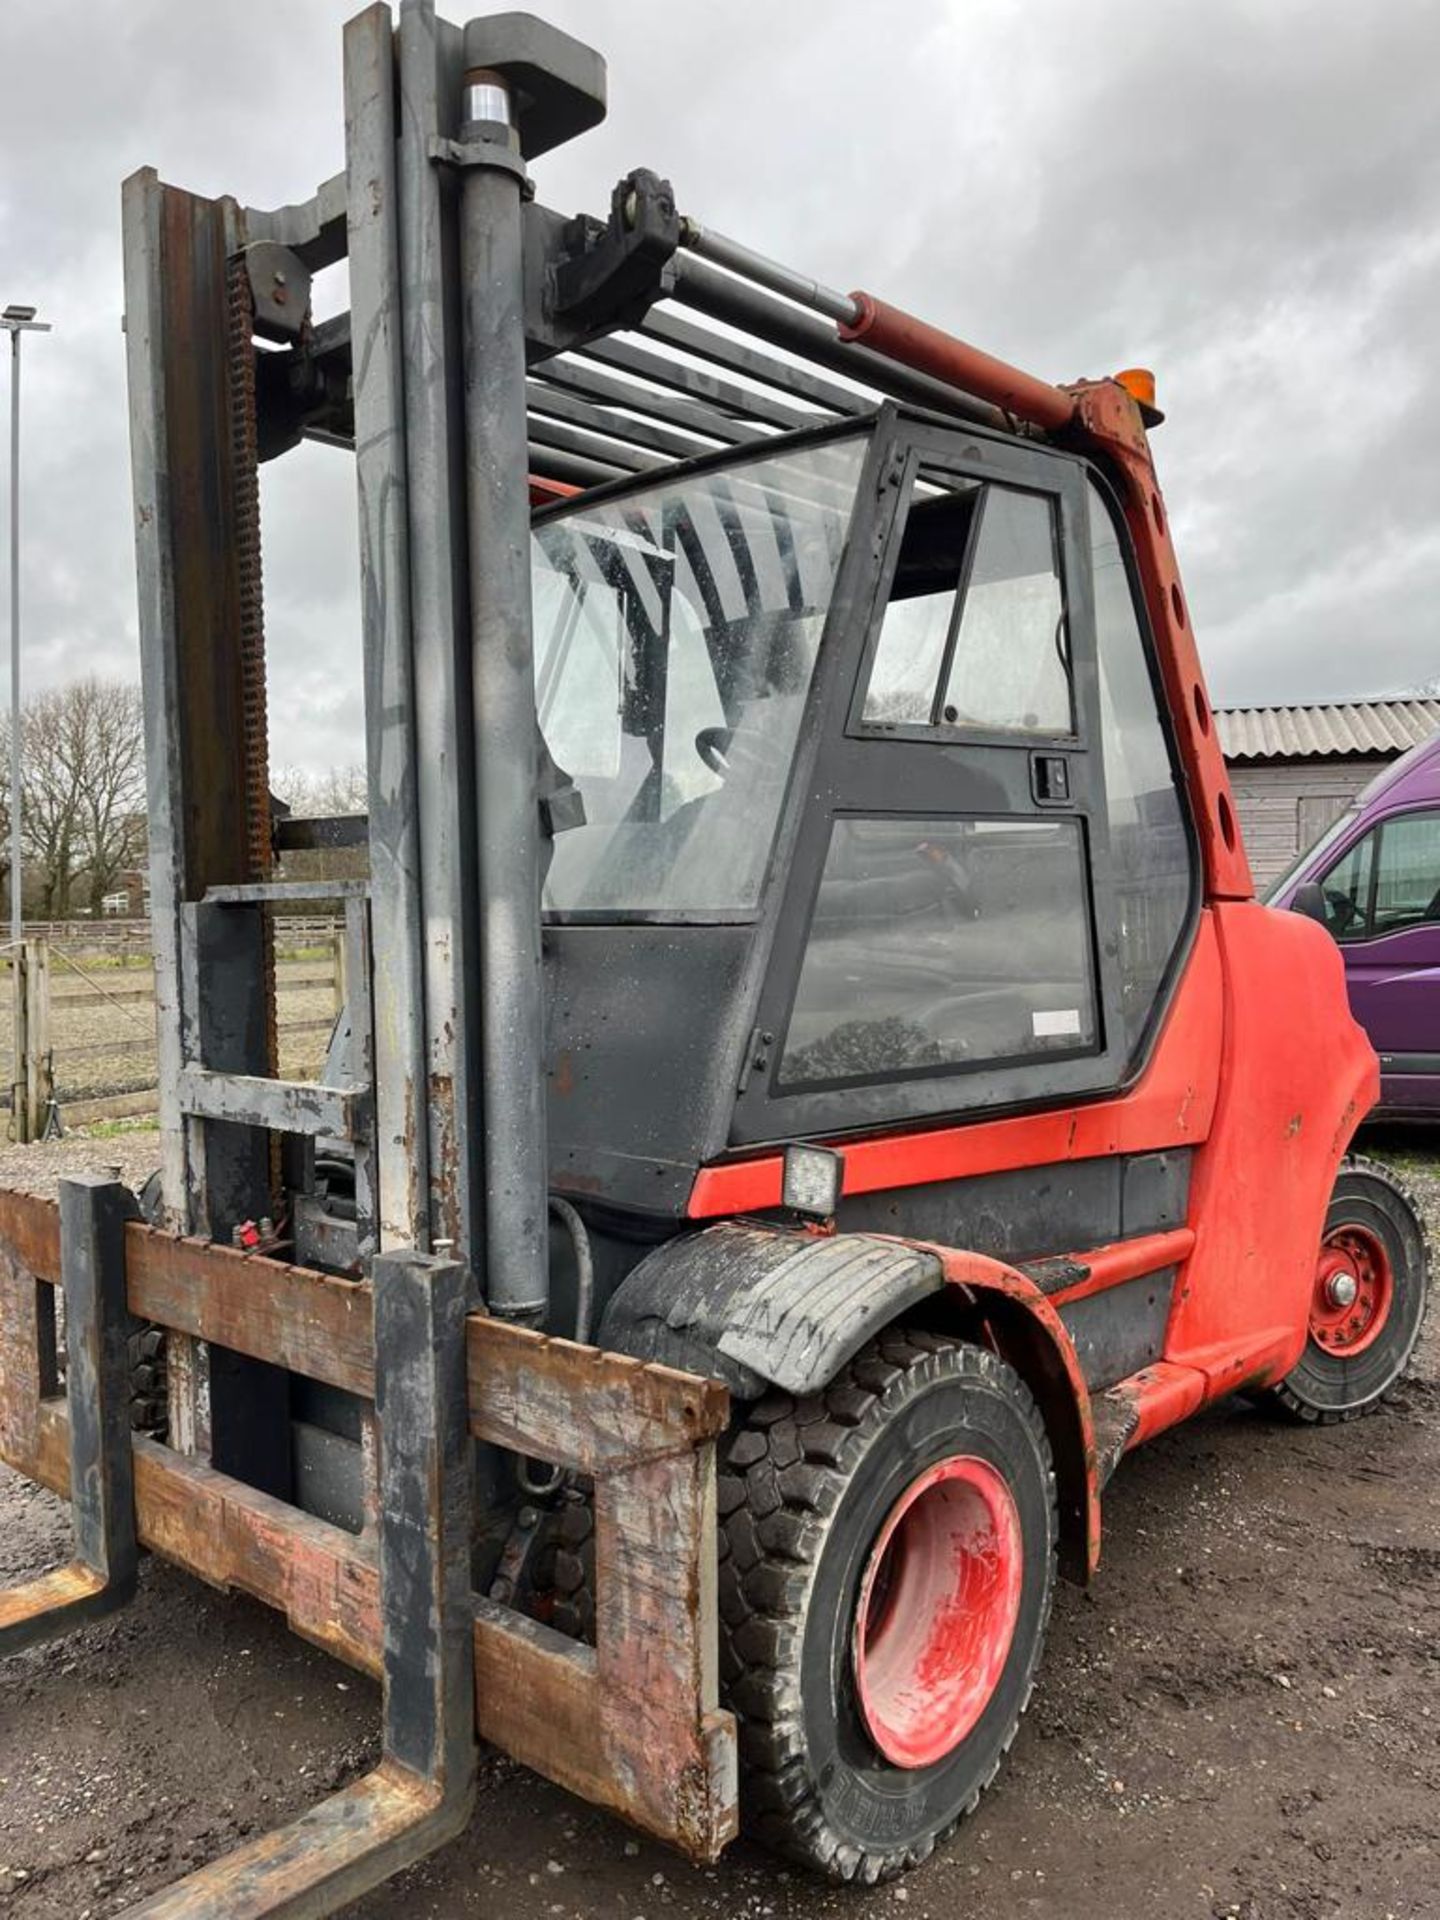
[915,839,977,919]
[695,725,733,776]
[1323,888,1360,934]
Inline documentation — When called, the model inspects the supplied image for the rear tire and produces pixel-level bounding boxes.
[718,1328,1056,1883]
[1266,1155,1429,1424]
[127,1323,167,1438]
[129,1172,169,1438]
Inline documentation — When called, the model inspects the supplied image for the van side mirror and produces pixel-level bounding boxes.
[1291,880,1328,925]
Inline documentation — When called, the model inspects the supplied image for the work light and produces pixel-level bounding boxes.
[782,1143,844,1221]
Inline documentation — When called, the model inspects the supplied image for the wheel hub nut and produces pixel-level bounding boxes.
[1326,1268,1359,1310]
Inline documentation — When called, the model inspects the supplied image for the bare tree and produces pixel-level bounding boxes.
[74,680,146,912]
[314,763,367,815]
[270,763,368,889]
[18,678,146,918]
[272,763,367,815]
[21,687,86,918]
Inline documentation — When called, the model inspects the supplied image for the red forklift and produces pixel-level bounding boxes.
[0,3,1427,1909]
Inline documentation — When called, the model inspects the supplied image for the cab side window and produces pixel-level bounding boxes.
[779,814,1096,1087]
[1088,479,1194,1055]
[941,488,1070,734]
[862,480,1072,736]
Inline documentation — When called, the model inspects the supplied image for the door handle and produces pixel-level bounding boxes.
[1030,752,1072,806]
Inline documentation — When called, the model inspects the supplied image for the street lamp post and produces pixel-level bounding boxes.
[2,304,51,948]
[3,305,50,1144]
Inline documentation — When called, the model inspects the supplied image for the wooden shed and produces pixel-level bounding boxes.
[1216,699,1440,890]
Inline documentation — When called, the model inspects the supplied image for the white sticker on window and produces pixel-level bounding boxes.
[1032,1008,1083,1038]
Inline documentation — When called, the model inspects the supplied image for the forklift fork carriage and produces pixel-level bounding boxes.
[0,0,1391,1911]
[0,1182,735,1903]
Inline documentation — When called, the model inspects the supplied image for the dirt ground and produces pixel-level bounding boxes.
[0,1128,1436,1920]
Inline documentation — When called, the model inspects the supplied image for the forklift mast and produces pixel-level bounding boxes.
[0,2,1401,1913]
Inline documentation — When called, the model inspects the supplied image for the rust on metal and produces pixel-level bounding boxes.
[156,189,266,903]
[0,1240,48,1464]
[0,1192,375,1395]
[0,1200,738,1860]
[121,1761,443,1920]
[224,246,281,1148]
[127,1226,377,1397]
[13,1396,736,1858]
[0,1562,106,1635]
[0,1189,60,1281]
[467,1317,730,1468]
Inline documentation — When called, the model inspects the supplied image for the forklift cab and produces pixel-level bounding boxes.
[536,409,1198,1219]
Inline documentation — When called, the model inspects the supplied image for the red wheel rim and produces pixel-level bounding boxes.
[852,1455,1023,1770]
[1310,1223,1394,1357]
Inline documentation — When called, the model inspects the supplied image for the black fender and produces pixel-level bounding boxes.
[601,1222,1100,1584]
[597,1222,944,1398]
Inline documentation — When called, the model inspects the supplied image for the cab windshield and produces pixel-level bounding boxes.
[532,435,866,918]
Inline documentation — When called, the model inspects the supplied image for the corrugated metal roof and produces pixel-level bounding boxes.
[1214,699,1440,763]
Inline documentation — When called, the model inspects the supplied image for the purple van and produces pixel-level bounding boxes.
[1267,729,1440,1118]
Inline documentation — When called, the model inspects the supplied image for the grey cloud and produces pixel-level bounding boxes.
[2,0,1437,774]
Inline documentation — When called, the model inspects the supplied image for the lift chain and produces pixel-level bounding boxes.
[224,256,282,1199]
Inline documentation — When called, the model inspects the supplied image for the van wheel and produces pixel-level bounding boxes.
[1266,1156,1429,1424]
[718,1329,1056,1884]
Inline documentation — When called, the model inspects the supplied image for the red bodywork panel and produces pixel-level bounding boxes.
[1166,901,1376,1394]
[909,1245,1102,1581]
[1065,376,1254,904]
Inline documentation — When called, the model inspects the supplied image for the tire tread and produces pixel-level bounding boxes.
[1267,1153,1431,1426]
[719,1329,1056,1884]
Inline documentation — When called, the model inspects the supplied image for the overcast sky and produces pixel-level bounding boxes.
[2,0,1437,773]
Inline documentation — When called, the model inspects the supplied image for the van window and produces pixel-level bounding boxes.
[1317,831,1375,939]
[1371,813,1440,935]
[1263,808,1358,903]
[1315,812,1440,940]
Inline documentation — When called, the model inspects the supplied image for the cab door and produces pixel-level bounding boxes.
[732,418,1131,1145]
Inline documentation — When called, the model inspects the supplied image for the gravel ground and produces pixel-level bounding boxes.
[0,1128,1436,1920]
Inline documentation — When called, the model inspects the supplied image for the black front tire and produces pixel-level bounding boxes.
[1267,1155,1429,1424]
[718,1328,1056,1884]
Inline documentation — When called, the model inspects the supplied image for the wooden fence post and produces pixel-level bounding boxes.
[333,925,349,1022]
[24,939,52,1141]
